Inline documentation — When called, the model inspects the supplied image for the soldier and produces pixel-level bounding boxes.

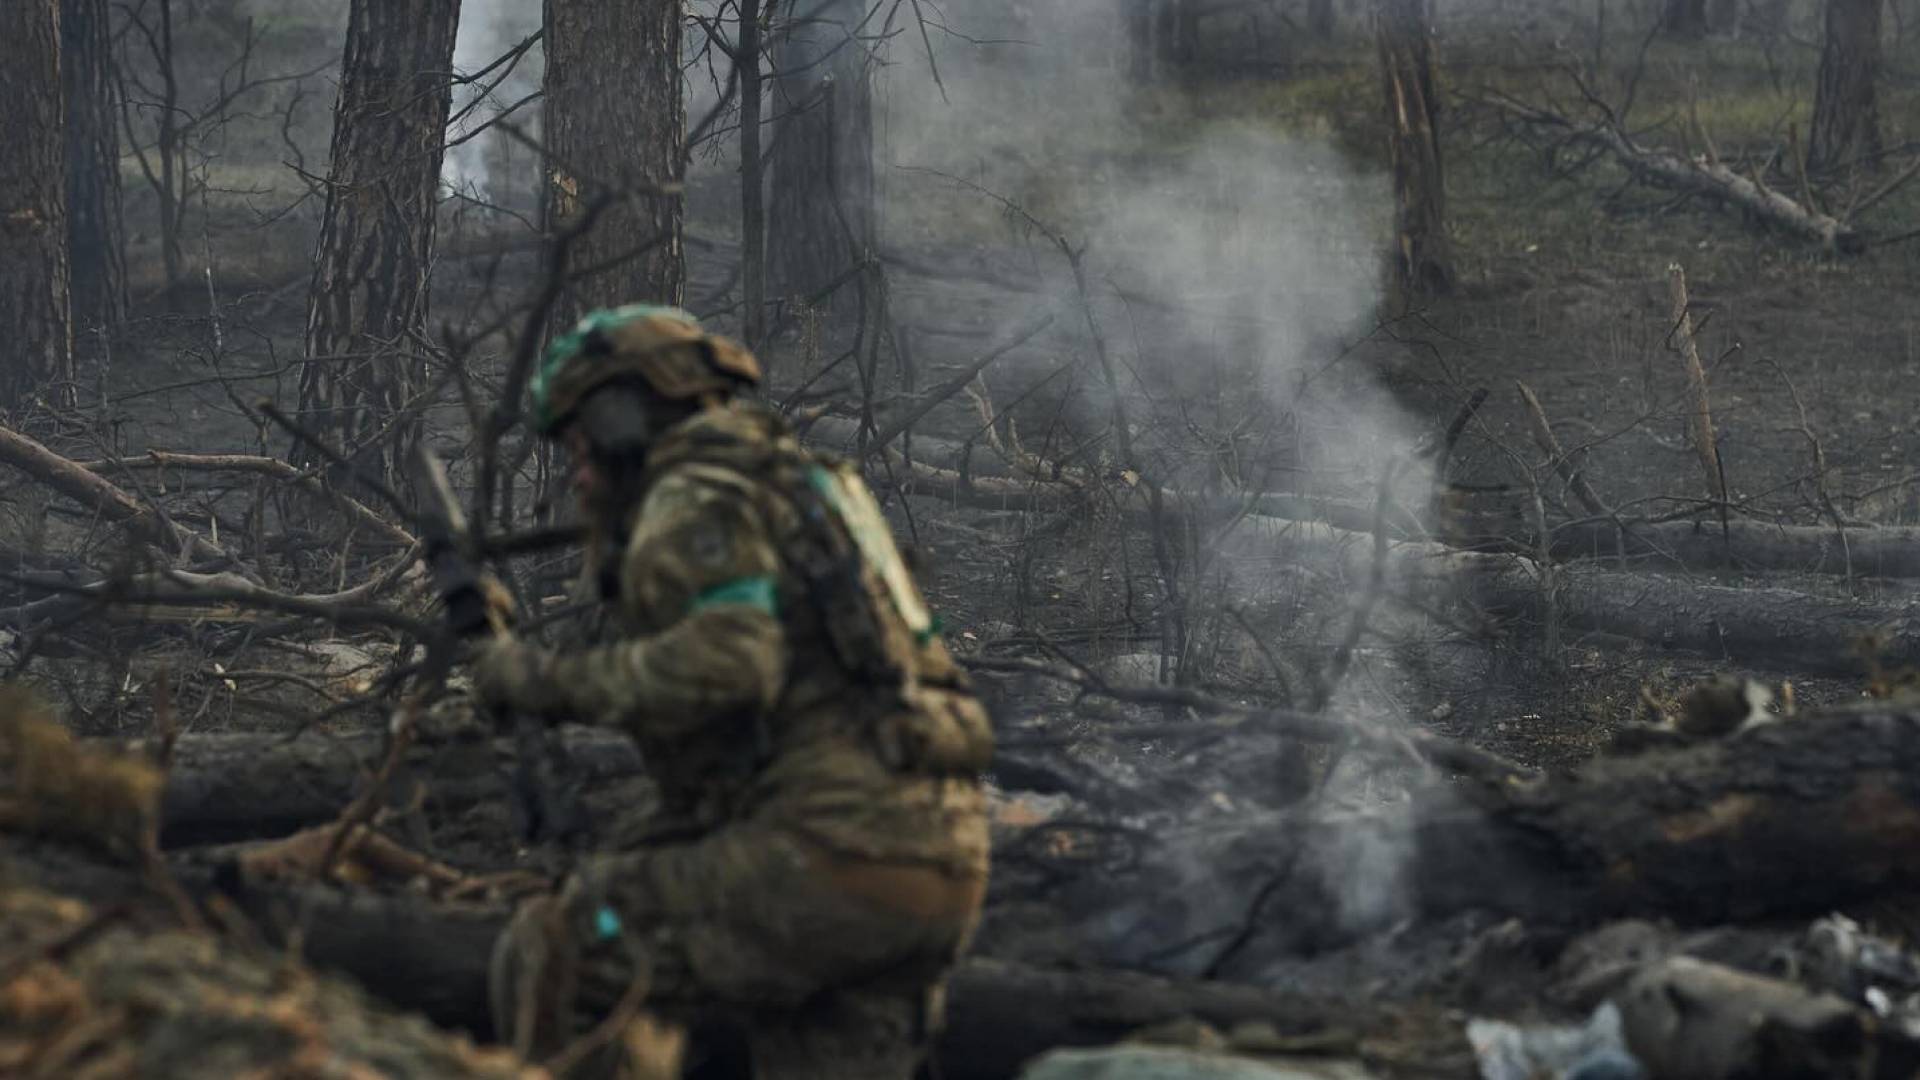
[474,304,992,1079]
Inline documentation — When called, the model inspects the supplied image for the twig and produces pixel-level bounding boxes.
[315,703,418,881]
[1311,459,1399,712]
[967,655,1537,788]
[856,313,1054,456]
[1666,264,1729,559]
[256,401,416,526]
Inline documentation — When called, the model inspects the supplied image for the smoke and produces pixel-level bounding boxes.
[442,0,543,205]
[865,0,1442,969]
[873,0,1413,490]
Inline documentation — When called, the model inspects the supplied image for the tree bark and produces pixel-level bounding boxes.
[542,0,685,325]
[1376,0,1453,304]
[300,0,462,485]
[1308,0,1336,38]
[1662,0,1709,37]
[62,0,125,340]
[1809,0,1882,172]
[739,0,766,344]
[1127,0,1158,79]
[0,0,74,416]
[767,0,875,310]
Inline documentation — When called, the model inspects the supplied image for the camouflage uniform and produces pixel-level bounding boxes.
[480,400,991,1079]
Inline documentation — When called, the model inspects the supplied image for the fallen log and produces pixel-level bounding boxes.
[0,567,428,637]
[0,424,234,567]
[26,708,1920,1074]
[148,703,1920,951]
[1118,704,1920,982]
[75,448,417,548]
[0,838,1446,1079]
[857,426,1920,578]
[148,726,643,846]
[1227,516,1920,675]
[1488,98,1863,253]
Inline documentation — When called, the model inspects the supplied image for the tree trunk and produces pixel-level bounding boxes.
[299,0,462,485]
[1127,0,1158,79]
[1662,0,1709,37]
[0,0,74,416]
[542,0,685,325]
[62,0,125,341]
[767,0,875,310]
[739,0,766,345]
[1808,0,1882,172]
[1308,0,1336,38]
[1376,0,1453,304]
[1706,0,1740,35]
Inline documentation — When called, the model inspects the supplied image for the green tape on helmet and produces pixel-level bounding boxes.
[531,304,703,433]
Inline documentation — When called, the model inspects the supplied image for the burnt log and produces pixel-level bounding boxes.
[1171,705,1920,980]
[1490,99,1863,253]
[0,834,1437,1078]
[148,705,1920,939]
[24,706,1920,1073]
[148,727,642,846]
[823,421,1920,577]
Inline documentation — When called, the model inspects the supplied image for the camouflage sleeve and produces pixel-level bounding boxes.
[540,465,788,740]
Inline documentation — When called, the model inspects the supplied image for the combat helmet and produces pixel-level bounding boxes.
[530,304,761,435]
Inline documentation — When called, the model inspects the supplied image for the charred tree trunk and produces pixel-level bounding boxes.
[62,0,125,341]
[767,0,875,311]
[1153,0,1200,67]
[1308,0,1336,38]
[542,0,685,324]
[1662,0,1709,37]
[1376,0,1453,304]
[1808,0,1882,172]
[739,0,766,345]
[0,0,74,416]
[1706,0,1740,34]
[299,0,462,484]
[1127,0,1157,78]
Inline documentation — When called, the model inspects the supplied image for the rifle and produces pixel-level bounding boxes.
[409,444,582,845]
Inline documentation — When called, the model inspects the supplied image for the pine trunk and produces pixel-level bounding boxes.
[767,0,875,309]
[740,0,766,344]
[0,0,74,415]
[1308,0,1336,38]
[542,0,685,326]
[1662,0,1709,37]
[300,0,462,483]
[1127,0,1157,79]
[62,0,125,341]
[1809,0,1882,172]
[1376,0,1452,304]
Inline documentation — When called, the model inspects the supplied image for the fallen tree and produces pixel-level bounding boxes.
[876,453,1918,675]
[1484,96,1864,254]
[138,698,1920,939]
[837,421,1920,578]
[0,837,1458,1079]
[148,726,641,846]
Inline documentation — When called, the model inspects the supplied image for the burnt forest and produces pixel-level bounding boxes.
[3,0,1920,1076]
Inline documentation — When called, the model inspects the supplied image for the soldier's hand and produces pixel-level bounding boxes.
[472,635,558,717]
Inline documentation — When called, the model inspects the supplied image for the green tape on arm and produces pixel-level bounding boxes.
[689,575,779,618]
